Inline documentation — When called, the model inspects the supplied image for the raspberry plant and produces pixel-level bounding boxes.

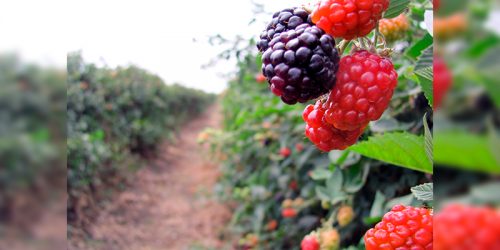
[204,0,435,248]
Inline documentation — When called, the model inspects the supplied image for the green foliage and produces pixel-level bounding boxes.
[350,132,433,173]
[203,0,432,248]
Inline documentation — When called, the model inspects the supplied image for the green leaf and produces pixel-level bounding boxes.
[316,186,332,201]
[310,168,332,181]
[415,66,433,107]
[423,113,433,163]
[411,183,433,201]
[434,131,500,174]
[350,132,433,173]
[344,163,370,193]
[327,167,343,194]
[415,47,433,71]
[384,0,411,18]
[465,34,500,58]
[405,33,433,60]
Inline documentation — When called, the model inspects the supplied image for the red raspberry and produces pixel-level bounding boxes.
[434,204,500,250]
[282,208,298,218]
[364,205,433,250]
[324,50,398,131]
[433,55,452,110]
[301,233,320,250]
[280,147,292,157]
[311,0,390,40]
[303,100,366,151]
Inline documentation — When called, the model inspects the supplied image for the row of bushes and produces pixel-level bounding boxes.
[67,52,215,233]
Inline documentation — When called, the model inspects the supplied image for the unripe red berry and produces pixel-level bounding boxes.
[324,50,398,131]
[282,208,298,218]
[311,0,390,40]
[364,205,433,250]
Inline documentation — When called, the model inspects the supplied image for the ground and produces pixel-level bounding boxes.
[70,104,231,250]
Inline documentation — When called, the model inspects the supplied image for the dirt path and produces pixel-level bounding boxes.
[72,104,231,250]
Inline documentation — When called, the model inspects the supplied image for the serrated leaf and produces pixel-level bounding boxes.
[415,66,433,107]
[411,183,433,201]
[423,113,433,163]
[350,132,433,173]
[405,33,433,60]
[310,168,332,181]
[434,131,500,174]
[384,0,410,18]
[327,167,343,194]
[415,47,433,70]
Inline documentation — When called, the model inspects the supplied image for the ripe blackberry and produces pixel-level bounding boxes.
[257,8,312,52]
[434,204,500,250]
[261,21,340,104]
[311,0,390,40]
[303,100,366,151]
[379,14,410,42]
[324,50,398,131]
[364,205,433,250]
[433,55,452,109]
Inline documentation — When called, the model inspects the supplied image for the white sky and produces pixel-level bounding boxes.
[0,0,305,93]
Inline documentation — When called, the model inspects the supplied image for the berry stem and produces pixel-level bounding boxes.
[337,40,351,55]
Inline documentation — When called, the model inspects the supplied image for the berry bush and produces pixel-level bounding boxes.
[202,0,436,248]
[67,52,215,234]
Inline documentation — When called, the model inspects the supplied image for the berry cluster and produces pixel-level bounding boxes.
[364,205,433,250]
[434,204,500,250]
[257,2,400,151]
[311,0,390,40]
[379,14,409,42]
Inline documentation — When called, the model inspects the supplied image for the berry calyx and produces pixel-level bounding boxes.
[282,208,298,218]
[433,55,452,109]
[303,100,366,151]
[301,233,320,250]
[337,205,354,227]
[364,205,433,250]
[434,204,500,250]
[378,14,410,42]
[324,50,398,131]
[259,8,340,104]
[311,0,390,40]
[280,147,292,157]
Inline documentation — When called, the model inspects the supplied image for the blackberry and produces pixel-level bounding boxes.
[260,21,340,104]
[257,8,312,52]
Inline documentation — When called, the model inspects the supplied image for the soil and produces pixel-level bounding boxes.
[69,104,232,250]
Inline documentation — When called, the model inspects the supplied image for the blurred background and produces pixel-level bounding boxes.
[0,0,498,249]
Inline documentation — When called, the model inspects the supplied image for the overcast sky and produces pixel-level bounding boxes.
[2,1,499,93]
[0,0,305,93]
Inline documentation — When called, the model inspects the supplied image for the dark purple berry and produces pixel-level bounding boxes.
[257,8,340,104]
